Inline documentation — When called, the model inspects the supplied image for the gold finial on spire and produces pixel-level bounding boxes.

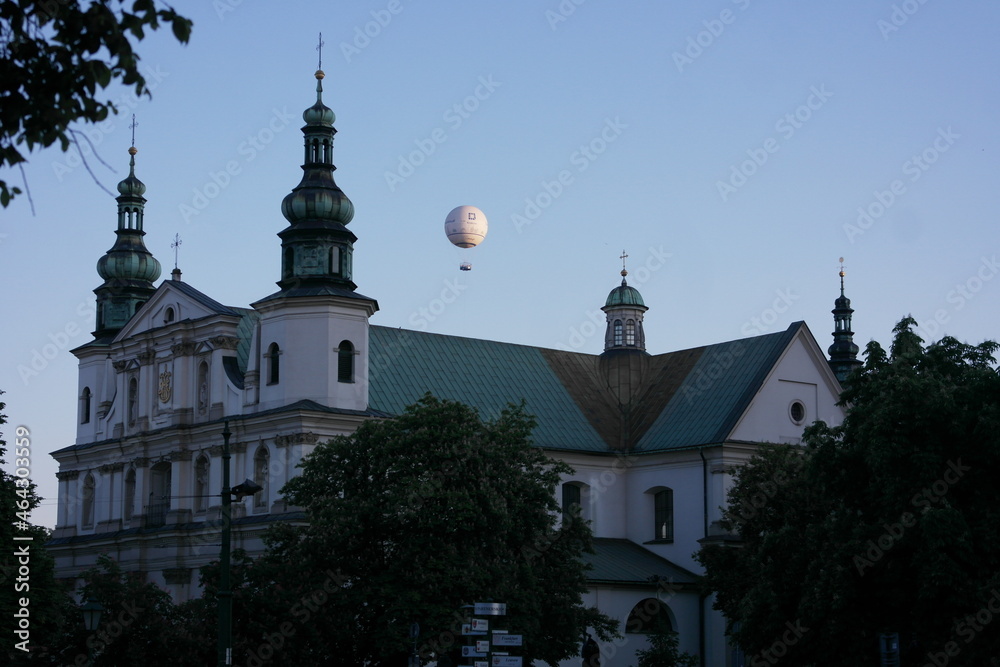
[838,256,846,294]
[128,114,139,156]
[620,249,629,277]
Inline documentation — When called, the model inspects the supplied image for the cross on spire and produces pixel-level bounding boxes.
[620,250,629,271]
[316,32,325,70]
[171,233,182,269]
[129,114,138,147]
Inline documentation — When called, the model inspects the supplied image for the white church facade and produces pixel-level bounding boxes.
[49,66,862,667]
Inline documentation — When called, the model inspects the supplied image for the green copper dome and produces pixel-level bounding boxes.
[116,147,146,196]
[280,68,354,227]
[93,147,161,338]
[97,247,161,283]
[303,70,336,125]
[605,274,646,308]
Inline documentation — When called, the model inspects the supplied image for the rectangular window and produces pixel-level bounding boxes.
[654,489,673,541]
[562,483,581,524]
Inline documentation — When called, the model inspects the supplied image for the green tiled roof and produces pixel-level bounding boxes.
[584,538,699,586]
[231,307,260,373]
[633,325,799,452]
[369,323,804,454]
[369,327,609,452]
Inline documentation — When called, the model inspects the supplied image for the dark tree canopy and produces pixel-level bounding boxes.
[226,394,617,666]
[697,318,1000,666]
[0,0,193,206]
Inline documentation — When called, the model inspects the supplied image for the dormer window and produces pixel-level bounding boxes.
[164,307,175,324]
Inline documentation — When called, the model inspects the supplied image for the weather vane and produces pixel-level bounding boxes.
[129,114,138,147]
[171,233,182,269]
[317,32,324,70]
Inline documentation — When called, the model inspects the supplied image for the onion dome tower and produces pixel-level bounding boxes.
[828,258,862,384]
[273,66,359,295]
[251,49,377,414]
[602,252,649,353]
[93,145,161,339]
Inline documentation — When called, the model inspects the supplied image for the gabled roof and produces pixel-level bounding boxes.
[584,538,699,586]
[166,280,243,317]
[633,325,800,452]
[368,327,609,452]
[368,322,814,454]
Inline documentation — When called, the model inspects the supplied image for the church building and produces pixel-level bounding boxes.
[49,65,863,666]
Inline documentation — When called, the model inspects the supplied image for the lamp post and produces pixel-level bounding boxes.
[218,420,233,667]
[80,598,103,666]
[217,421,263,667]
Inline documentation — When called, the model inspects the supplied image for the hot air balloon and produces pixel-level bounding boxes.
[444,205,488,271]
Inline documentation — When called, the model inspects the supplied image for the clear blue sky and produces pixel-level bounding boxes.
[3,0,999,528]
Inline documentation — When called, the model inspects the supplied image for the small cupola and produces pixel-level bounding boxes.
[602,252,649,353]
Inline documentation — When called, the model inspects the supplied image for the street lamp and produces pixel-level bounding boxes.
[217,421,262,667]
[80,599,103,666]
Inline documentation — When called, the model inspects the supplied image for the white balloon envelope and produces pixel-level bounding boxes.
[444,205,488,249]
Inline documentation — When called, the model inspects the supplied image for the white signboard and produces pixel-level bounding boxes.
[472,618,489,632]
[462,646,486,658]
[462,624,486,636]
[492,657,523,667]
[493,633,523,647]
[474,602,507,616]
[474,662,488,667]
[476,640,491,653]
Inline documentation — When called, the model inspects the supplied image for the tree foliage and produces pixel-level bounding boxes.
[230,394,617,666]
[697,318,1000,666]
[632,624,698,667]
[54,554,199,666]
[0,0,193,206]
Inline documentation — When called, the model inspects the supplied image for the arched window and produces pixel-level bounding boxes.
[337,340,354,383]
[625,319,636,346]
[194,455,210,513]
[266,343,280,385]
[81,387,92,424]
[127,376,138,426]
[625,598,674,634]
[124,468,136,522]
[164,306,175,324]
[253,446,269,510]
[197,361,209,415]
[82,474,96,527]
[613,320,623,346]
[654,488,673,542]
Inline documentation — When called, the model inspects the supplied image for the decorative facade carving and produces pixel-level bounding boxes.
[171,341,198,356]
[275,432,319,448]
[209,335,240,350]
[158,369,173,403]
[56,470,80,481]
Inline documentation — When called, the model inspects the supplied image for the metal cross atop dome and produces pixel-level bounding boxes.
[171,233,182,269]
[129,114,138,148]
[316,32,324,70]
[620,250,629,277]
